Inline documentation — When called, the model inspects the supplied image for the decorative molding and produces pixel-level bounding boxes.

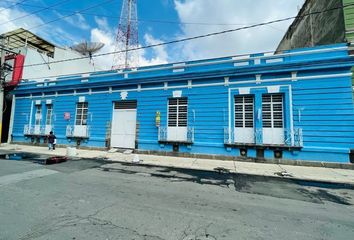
[14,72,352,99]
[256,74,261,84]
[120,91,128,100]
[267,85,280,93]
[239,87,250,95]
[224,77,229,86]
[291,72,297,81]
[188,80,192,89]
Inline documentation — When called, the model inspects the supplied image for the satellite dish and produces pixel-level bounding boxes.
[71,41,105,69]
[72,41,104,56]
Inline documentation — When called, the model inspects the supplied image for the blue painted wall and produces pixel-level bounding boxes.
[11,44,354,163]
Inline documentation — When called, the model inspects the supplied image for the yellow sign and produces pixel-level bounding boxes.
[155,111,161,127]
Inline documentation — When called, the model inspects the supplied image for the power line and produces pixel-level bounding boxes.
[0,0,293,29]
[0,0,116,40]
[1,0,254,26]
[17,2,353,71]
[20,0,116,33]
[0,0,72,27]
[0,0,28,14]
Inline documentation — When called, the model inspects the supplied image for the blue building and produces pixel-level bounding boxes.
[9,43,354,163]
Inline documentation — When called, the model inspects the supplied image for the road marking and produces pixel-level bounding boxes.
[0,169,58,187]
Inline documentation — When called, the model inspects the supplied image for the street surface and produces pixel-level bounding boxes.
[0,157,353,240]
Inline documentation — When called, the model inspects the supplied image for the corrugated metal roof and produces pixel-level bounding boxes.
[0,28,55,57]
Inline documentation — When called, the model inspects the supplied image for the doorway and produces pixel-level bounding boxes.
[110,100,137,149]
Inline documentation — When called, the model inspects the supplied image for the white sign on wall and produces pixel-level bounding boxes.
[173,90,182,98]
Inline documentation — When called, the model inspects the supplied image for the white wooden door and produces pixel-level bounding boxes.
[111,101,137,149]
[234,95,254,143]
[262,94,284,145]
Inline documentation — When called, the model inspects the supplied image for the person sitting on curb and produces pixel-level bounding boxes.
[48,131,57,150]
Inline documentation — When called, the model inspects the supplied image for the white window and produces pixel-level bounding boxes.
[33,104,42,135]
[46,105,53,125]
[75,102,88,126]
[234,96,254,143]
[168,98,187,127]
[262,94,283,128]
[262,94,284,144]
[35,105,42,125]
[167,98,188,141]
[235,96,254,128]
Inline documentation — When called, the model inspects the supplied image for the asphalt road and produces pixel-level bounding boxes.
[0,157,353,240]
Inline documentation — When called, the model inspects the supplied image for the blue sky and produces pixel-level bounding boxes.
[0,0,304,69]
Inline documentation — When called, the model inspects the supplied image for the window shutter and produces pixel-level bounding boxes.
[262,94,283,128]
[235,96,254,128]
[168,98,188,127]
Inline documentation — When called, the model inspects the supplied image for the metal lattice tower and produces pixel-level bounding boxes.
[112,0,139,70]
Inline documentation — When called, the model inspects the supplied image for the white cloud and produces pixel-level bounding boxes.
[54,11,90,30]
[94,16,111,33]
[0,7,79,46]
[0,7,44,35]
[140,34,168,66]
[90,26,116,69]
[173,0,304,60]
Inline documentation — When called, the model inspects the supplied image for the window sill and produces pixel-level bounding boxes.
[224,143,302,151]
[66,136,90,139]
[24,133,45,137]
[158,140,193,145]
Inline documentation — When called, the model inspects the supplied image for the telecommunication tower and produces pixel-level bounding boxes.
[112,0,139,70]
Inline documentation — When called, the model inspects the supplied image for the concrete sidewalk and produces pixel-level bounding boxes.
[1,144,354,186]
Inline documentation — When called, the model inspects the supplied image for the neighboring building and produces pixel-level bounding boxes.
[0,28,95,143]
[276,0,354,88]
[1,28,95,81]
[10,43,354,163]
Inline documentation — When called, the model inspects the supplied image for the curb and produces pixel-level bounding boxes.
[103,159,354,188]
[137,150,354,170]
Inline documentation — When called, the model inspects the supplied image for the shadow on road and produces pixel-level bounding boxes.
[102,162,353,206]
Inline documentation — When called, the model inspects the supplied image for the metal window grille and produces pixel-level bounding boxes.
[46,105,53,125]
[114,100,137,109]
[168,98,188,127]
[234,96,254,128]
[35,105,41,125]
[262,94,283,128]
[75,102,88,125]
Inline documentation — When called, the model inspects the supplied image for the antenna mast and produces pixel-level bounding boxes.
[112,0,139,70]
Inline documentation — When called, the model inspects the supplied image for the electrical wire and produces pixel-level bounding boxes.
[15,2,354,71]
[18,0,116,33]
[0,0,29,14]
[0,0,73,27]
[1,0,255,26]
